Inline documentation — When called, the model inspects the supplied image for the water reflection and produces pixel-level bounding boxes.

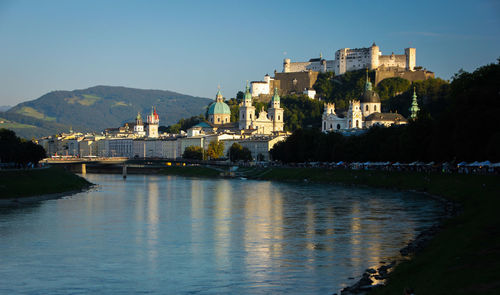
[0,174,443,295]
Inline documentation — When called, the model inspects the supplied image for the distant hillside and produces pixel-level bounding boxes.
[7,86,212,135]
[0,105,11,112]
[0,112,70,139]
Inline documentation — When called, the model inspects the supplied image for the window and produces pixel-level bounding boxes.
[330,124,332,129]
[356,120,359,128]
[278,115,280,120]
[374,105,377,111]
[337,124,341,130]
[324,122,326,130]
[218,118,220,123]
[366,105,369,111]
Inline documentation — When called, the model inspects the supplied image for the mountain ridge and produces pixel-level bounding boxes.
[5,85,213,138]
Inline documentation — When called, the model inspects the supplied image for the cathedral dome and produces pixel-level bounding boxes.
[207,101,231,115]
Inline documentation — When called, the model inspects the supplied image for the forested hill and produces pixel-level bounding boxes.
[6,86,212,136]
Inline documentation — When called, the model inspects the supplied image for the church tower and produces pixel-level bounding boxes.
[134,111,145,137]
[268,87,284,132]
[239,82,256,130]
[147,107,159,138]
[347,100,363,129]
[409,87,420,120]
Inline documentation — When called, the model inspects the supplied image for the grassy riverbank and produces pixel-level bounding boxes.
[238,167,500,295]
[0,167,92,199]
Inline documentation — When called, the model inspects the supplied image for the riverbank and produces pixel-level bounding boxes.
[0,167,92,201]
[235,166,499,295]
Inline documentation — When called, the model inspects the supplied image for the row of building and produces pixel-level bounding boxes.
[37,85,288,161]
[37,132,285,162]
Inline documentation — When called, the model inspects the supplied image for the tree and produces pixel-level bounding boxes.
[227,143,252,162]
[0,129,46,167]
[182,145,203,160]
[206,140,224,160]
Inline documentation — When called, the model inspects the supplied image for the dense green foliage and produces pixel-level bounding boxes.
[206,140,225,160]
[0,129,46,167]
[314,69,376,109]
[281,94,324,131]
[272,60,500,162]
[0,166,91,198]
[6,85,211,137]
[182,145,204,160]
[375,77,411,101]
[385,77,450,118]
[227,143,252,162]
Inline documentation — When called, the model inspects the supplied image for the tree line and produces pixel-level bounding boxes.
[271,59,500,163]
[182,141,252,162]
[0,129,46,167]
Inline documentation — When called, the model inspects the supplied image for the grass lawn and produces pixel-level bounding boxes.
[0,167,92,198]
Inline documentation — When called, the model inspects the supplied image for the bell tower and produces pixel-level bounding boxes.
[239,81,256,130]
[268,87,284,132]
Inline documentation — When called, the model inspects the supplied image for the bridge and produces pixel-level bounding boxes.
[43,157,232,174]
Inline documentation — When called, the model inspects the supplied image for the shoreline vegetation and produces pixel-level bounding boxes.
[0,167,92,203]
[2,165,498,294]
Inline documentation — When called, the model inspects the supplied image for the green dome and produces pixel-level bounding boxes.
[208,101,231,115]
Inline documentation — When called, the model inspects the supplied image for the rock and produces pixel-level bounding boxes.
[366,268,376,274]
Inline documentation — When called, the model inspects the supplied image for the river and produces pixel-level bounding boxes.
[0,174,443,294]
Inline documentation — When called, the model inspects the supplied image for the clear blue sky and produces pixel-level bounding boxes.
[0,0,499,105]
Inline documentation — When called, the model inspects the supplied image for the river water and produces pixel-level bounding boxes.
[0,174,443,294]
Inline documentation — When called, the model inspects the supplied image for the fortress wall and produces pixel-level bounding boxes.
[274,71,319,96]
[375,69,435,85]
[379,55,407,68]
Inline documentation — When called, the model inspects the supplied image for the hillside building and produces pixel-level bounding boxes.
[322,75,407,132]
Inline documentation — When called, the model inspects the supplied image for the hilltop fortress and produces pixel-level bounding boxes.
[251,43,434,99]
[283,43,415,75]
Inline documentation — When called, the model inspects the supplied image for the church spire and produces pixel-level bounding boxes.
[244,80,252,102]
[409,87,420,119]
[216,86,224,102]
[365,69,372,91]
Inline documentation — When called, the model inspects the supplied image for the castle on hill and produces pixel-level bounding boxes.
[250,43,434,99]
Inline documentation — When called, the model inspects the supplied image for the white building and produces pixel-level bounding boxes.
[283,43,416,75]
[239,85,284,134]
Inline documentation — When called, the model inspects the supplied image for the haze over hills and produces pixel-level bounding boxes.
[0,106,11,112]
[4,86,213,138]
